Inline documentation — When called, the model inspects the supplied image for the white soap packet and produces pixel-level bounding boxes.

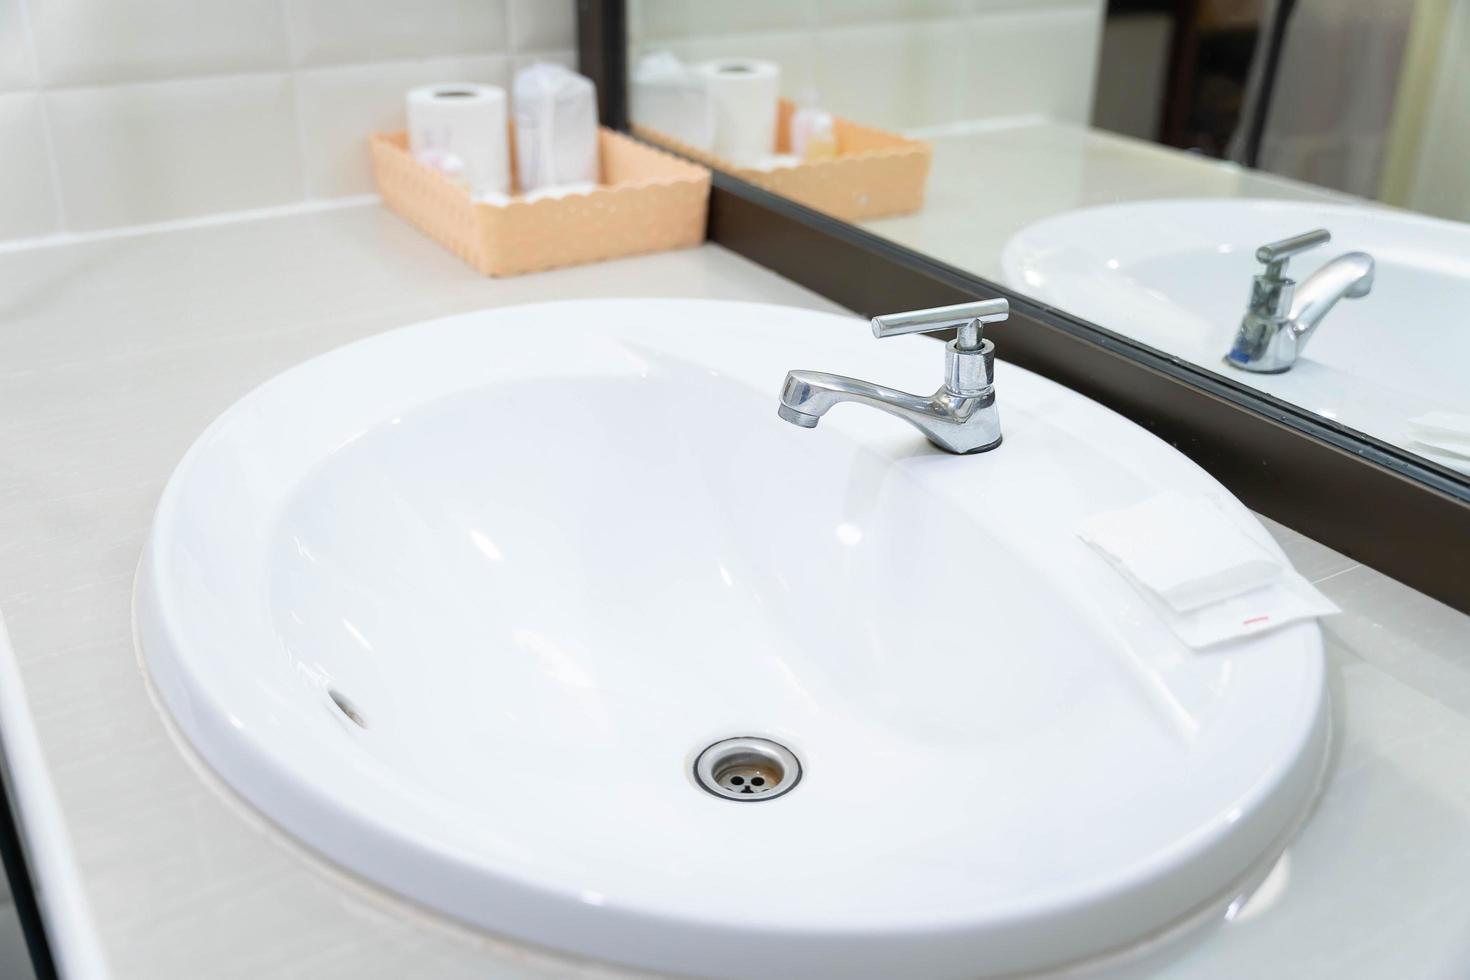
[1078,492,1284,612]
[1126,566,1339,649]
[1408,411,1470,459]
[1079,492,1338,649]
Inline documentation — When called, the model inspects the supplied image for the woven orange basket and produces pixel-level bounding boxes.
[370,128,711,277]
[634,99,931,222]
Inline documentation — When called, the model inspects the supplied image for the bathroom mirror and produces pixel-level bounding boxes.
[620,0,1470,491]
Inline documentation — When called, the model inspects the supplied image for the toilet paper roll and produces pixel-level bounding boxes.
[407,83,510,196]
[696,59,780,166]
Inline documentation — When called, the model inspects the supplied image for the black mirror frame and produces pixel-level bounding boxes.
[577,0,1470,615]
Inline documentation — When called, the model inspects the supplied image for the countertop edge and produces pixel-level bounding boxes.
[0,614,111,979]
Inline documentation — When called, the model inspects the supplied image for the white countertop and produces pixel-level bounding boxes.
[1,203,1468,979]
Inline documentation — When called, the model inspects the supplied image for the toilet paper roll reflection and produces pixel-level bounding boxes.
[695,59,780,166]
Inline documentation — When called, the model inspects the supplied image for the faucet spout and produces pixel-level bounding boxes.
[1288,251,1374,345]
[779,371,935,424]
[778,369,1001,454]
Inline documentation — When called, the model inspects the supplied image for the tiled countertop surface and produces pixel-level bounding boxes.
[0,204,1467,979]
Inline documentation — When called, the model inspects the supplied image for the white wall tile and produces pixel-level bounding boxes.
[964,5,1104,124]
[813,0,970,24]
[638,0,815,42]
[509,0,576,53]
[28,0,289,86]
[284,0,508,68]
[294,56,509,198]
[0,0,39,90]
[512,49,578,77]
[634,3,1103,132]
[814,21,969,130]
[47,74,303,230]
[648,32,817,105]
[972,0,1100,8]
[0,0,576,242]
[0,93,61,239]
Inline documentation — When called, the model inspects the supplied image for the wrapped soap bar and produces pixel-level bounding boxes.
[513,63,599,195]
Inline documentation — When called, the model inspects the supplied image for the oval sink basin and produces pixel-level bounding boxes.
[138,299,1328,979]
[1001,198,1470,469]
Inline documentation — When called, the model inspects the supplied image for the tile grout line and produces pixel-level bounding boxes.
[0,42,544,246]
[16,0,68,234]
[279,0,313,201]
[29,39,574,94]
[286,71,313,200]
[0,194,379,256]
[641,3,1100,47]
[1312,564,1363,587]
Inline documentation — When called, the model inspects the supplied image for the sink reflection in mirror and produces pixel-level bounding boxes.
[1002,198,1470,469]
[628,1,1470,481]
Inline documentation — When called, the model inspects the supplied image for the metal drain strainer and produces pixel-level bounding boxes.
[693,736,801,802]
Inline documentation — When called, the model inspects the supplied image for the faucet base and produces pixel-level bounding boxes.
[1222,354,1291,375]
[947,434,1002,454]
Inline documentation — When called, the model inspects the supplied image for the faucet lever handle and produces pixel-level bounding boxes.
[1255,229,1330,280]
[871,299,1009,351]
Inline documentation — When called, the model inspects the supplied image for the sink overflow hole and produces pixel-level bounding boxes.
[328,688,366,728]
[694,737,800,802]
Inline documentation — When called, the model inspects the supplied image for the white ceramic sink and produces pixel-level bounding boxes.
[137,299,1328,979]
[1002,199,1470,470]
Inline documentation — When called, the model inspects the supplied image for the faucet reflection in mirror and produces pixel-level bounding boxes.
[778,299,1007,454]
[1226,229,1375,374]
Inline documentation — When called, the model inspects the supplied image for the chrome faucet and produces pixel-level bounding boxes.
[777,299,1008,454]
[1225,229,1374,373]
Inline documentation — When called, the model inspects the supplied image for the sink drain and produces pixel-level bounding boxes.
[693,737,801,802]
